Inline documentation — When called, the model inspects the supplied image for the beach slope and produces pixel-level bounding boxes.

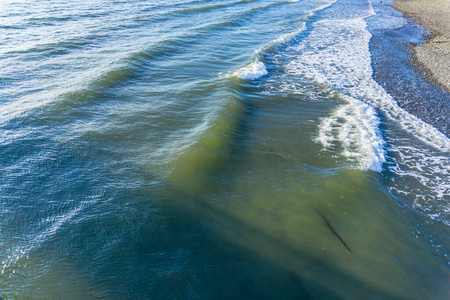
[391,0,450,90]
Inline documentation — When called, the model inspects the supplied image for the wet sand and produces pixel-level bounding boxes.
[391,0,450,90]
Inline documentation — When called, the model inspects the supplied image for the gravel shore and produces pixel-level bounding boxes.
[391,0,450,91]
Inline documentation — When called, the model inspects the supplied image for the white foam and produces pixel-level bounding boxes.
[284,7,450,224]
[368,0,407,31]
[233,59,268,80]
[287,17,450,154]
[316,95,386,172]
[229,0,339,82]
[319,0,375,20]
[388,144,450,225]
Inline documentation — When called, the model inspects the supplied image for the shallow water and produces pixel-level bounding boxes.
[1,0,449,299]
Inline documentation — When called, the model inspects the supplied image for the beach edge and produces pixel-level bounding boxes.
[390,0,450,91]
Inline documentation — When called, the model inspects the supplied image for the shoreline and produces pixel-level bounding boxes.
[390,0,450,91]
[368,1,450,136]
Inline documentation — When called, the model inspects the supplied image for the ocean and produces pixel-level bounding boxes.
[1,0,449,299]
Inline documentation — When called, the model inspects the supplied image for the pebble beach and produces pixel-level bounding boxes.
[391,0,450,90]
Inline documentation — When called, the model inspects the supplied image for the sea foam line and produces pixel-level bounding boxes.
[287,17,450,154]
[284,2,450,225]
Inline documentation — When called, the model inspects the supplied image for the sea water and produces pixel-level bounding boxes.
[0,0,449,299]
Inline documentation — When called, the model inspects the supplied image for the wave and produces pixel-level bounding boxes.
[0,32,201,126]
[283,1,450,225]
[227,0,336,82]
[4,34,103,56]
[2,0,330,126]
[0,194,97,281]
[258,22,307,56]
[138,0,224,13]
[225,22,307,81]
[2,1,316,126]
[316,94,386,172]
[233,59,268,80]
[189,0,303,35]
[170,0,289,20]
[175,2,238,14]
[27,16,73,22]
[165,0,339,187]
[157,0,339,185]
[161,81,246,187]
[286,17,450,154]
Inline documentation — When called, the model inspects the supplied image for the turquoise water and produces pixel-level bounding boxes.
[1,0,449,299]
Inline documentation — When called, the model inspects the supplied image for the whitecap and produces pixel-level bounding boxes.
[316,95,386,172]
[233,59,268,80]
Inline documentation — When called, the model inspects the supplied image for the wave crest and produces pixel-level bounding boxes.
[316,95,386,172]
[233,59,268,80]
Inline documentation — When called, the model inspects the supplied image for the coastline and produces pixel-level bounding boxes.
[390,0,450,91]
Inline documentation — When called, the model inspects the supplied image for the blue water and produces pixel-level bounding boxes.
[1,0,449,299]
